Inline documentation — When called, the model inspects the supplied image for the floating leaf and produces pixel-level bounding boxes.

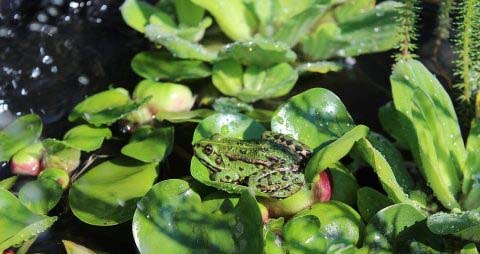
[63,240,96,254]
[218,38,297,67]
[0,114,42,162]
[391,59,465,210]
[63,125,111,152]
[42,139,81,173]
[131,51,211,81]
[69,88,143,126]
[132,179,263,254]
[120,0,165,33]
[161,109,214,123]
[296,61,343,74]
[18,175,63,214]
[69,158,157,226]
[296,201,364,246]
[271,88,355,151]
[0,188,57,252]
[190,0,257,41]
[427,210,480,242]
[305,125,368,183]
[282,215,327,254]
[357,187,393,222]
[121,126,174,163]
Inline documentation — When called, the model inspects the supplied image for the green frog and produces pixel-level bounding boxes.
[193,131,312,198]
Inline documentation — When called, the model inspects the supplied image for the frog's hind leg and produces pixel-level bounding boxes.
[262,131,312,160]
[248,169,305,198]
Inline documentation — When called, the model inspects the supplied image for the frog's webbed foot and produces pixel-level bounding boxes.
[262,131,312,160]
[248,169,305,198]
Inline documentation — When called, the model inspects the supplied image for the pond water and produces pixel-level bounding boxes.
[0,0,447,253]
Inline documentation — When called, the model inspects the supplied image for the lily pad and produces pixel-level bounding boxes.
[304,125,369,183]
[296,201,365,246]
[18,173,63,214]
[121,126,174,163]
[296,61,343,74]
[0,188,57,252]
[190,0,257,41]
[427,210,480,242]
[283,215,327,254]
[68,88,143,126]
[69,158,157,226]
[131,51,211,81]
[63,125,112,152]
[0,114,42,162]
[271,88,355,151]
[132,179,263,254]
[218,38,297,67]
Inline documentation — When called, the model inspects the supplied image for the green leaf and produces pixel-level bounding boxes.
[190,0,257,41]
[131,51,211,81]
[296,201,365,246]
[427,210,480,242]
[68,88,142,126]
[120,0,166,33]
[18,176,63,215]
[161,109,214,123]
[0,176,17,190]
[367,132,414,193]
[305,125,369,183]
[0,114,42,162]
[63,125,111,152]
[271,88,355,151]
[218,38,297,67]
[63,240,96,254]
[462,118,480,210]
[301,1,403,60]
[69,158,157,226]
[121,126,174,163]
[364,204,426,253]
[212,61,298,102]
[378,102,410,149]
[192,113,266,144]
[391,59,465,210]
[0,188,57,252]
[356,187,393,222]
[145,24,217,62]
[329,163,359,207]
[282,215,327,254]
[42,139,81,173]
[273,4,330,47]
[296,61,343,74]
[354,138,417,207]
[174,0,205,26]
[132,179,263,254]
[334,0,375,23]
[461,243,479,254]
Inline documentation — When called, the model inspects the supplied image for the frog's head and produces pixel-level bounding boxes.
[193,134,226,172]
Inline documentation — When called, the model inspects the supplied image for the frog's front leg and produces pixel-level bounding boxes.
[248,168,305,198]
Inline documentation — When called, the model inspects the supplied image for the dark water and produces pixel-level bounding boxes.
[0,1,448,253]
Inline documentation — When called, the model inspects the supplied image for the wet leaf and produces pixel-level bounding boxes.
[18,174,63,214]
[190,0,257,41]
[329,163,359,207]
[218,38,297,67]
[161,109,214,123]
[63,125,112,152]
[271,88,355,151]
[356,187,393,222]
[0,176,17,190]
[462,118,480,210]
[121,126,174,163]
[334,0,375,23]
[69,158,157,226]
[427,210,480,242]
[42,139,81,173]
[0,114,42,162]
[120,0,165,33]
[174,0,205,26]
[391,59,465,210]
[283,215,327,254]
[305,125,368,183]
[378,102,410,149]
[0,188,57,252]
[63,240,96,254]
[131,51,211,81]
[132,179,263,254]
[296,61,343,74]
[68,88,143,126]
[296,201,364,246]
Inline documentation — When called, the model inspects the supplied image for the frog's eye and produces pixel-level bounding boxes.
[203,144,213,155]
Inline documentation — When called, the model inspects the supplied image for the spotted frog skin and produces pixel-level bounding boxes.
[193,131,312,198]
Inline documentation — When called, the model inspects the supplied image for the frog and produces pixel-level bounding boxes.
[193,131,312,198]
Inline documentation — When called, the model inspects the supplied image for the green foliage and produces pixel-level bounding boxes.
[396,0,420,60]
